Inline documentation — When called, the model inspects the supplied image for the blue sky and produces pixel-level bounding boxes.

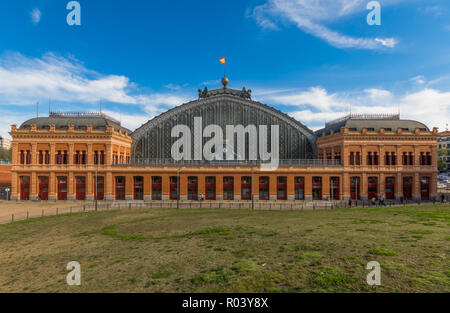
[0,0,449,139]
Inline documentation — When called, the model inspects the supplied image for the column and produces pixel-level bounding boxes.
[11,172,18,200]
[269,174,277,201]
[86,172,94,200]
[361,145,367,166]
[342,172,350,200]
[87,144,93,165]
[216,174,224,200]
[395,173,402,201]
[305,174,312,201]
[431,145,438,168]
[50,143,56,165]
[31,143,37,165]
[162,174,170,200]
[68,172,75,200]
[11,142,18,165]
[414,145,420,167]
[69,144,74,165]
[125,174,134,200]
[287,174,295,201]
[144,174,151,201]
[179,173,188,200]
[322,174,330,200]
[234,174,241,201]
[106,144,112,166]
[49,172,56,200]
[379,145,384,167]
[342,145,349,167]
[380,173,385,197]
[252,173,259,201]
[105,172,114,201]
[361,173,368,200]
[30,172,37,200]
[413,172,420,201]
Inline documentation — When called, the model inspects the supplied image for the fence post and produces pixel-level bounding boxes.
[27,211,29,220]
[42,209,44,217]
[56,208,58,215]
[11,214,14,223]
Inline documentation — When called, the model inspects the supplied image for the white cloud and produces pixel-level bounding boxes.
[265,87,349,112]
[365,88,392,99]
[375,37,398,48]
[0,52,188,107]
[411,75,426,84]
[0,52,190,137]
[30,8,41,24]
[250,0,400,49]
[257,86,449,132]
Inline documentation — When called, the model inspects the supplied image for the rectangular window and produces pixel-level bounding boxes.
[134,176,144,200]
[115,176,126,200]
[294,177,305,200]
[330,177,340,200]
[312,177,322,200]
[241,176,252,200]
[223,177,234,200]
[408,152,414,165]
[277,176,287,200]
[152,176,162,200]
[368,177,378,200]
[188,176,198,200]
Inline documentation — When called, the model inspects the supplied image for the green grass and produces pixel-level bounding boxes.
[0,204,449,292]
[369,248,397,256]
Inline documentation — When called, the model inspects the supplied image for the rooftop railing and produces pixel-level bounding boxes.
[115,158,342,167]
[49,112,121,125]
[325,113,400,128]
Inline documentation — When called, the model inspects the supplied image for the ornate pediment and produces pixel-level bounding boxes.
[198,87,252,100]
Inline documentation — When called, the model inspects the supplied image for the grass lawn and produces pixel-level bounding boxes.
[0,204,449,293]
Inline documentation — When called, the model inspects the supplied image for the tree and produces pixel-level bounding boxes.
[0,147,11,162]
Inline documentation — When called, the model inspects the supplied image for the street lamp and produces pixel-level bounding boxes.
[5,187,10,201]
[95,154,98,212]
[177,168,181,209]
[251,166,254,210]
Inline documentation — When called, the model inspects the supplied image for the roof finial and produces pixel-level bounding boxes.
[221,76,229,89]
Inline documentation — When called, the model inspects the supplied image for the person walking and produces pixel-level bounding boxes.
[380,193,386,206]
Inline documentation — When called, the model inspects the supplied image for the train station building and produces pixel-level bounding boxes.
[9,81,439,202]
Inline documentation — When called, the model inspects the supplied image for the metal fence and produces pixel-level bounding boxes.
[1,198,447,226]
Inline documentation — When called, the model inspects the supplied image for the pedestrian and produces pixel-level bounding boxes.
[380,193,386,206]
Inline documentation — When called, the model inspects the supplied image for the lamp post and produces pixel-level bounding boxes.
[95,154,98,212]
[177,168,181,209]
[251,166,254,210]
